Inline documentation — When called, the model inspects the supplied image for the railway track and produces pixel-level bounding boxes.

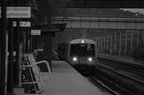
[98,57,144,76]
[88,57,144,95]
[97,57,144,85]
[89,73,120,95]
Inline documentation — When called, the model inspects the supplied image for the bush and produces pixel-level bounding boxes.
[132,44,144,61]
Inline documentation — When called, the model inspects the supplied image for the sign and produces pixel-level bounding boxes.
[13,21,31,27]
[0,7,31,18]
[31,30,41,35]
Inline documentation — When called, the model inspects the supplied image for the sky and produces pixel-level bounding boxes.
[122,8,144,14]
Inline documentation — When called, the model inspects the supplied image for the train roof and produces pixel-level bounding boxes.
[69,38,96,44]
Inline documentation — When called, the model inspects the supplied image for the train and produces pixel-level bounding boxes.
[57,38,97,74]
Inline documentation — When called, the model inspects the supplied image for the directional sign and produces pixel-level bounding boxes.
[13,21,31,27]
[0,7,31,18]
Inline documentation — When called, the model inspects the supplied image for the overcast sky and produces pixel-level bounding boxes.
[122,8,144,14]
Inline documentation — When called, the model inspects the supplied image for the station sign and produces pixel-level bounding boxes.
[31,30,41,35]
[13,21,31,27]
[0,7,31,18]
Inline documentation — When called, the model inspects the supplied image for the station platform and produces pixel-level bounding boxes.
[98,53,144,66]
[24,60,110,95]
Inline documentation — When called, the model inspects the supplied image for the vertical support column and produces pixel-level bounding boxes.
[110,33,113,54]
[25,28,29,53]
[104,35,106,52]
[137,30,139,47]
[95,37,97,52]
[15,18,20,87]
[142,30,144,44]
[97,37,99,52]
[100,36,102,52]
[8,15,14,95]
[98,36,99,51]
[15,0,21,87]
[29,27,32,52]
[130,31,133,50]
[0,0,7,95]
[7,2,14,95]
[125,31,127,55]
[103,36,104,52]
[114,33,117,53]
[119,32,122,54]
[107,35,109,51]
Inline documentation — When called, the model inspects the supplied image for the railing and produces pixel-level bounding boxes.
[21,53,52,94]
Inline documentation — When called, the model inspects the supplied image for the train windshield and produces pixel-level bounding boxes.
[70,44,95,56]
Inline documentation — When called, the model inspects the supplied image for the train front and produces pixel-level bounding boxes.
[68,39,97,73]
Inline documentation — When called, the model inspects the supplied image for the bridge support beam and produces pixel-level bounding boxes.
[53,16,144,30]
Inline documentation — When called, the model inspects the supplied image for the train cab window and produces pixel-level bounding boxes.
[70,44,79,56]
[86,44,95,56]
[70,44,95,56]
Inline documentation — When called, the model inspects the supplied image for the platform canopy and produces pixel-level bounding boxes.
[71,0,144,8]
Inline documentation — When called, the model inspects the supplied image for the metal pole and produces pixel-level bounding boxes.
[119,32,122,54]
[95,37,98,51]
[98,36,100,51]
[8,16,14,94]
[25,28,29,53]
[104,36,105,52]
[130,31,133,50]
[107,35,109,51]
[1,0,7,95]
[114,33,117,53]
[110,34,113,53]
[15,0,21,87]
[137,30,139,47]
[125,31,127,55]
[28,27,31,53]
[7,0,15,94]
[100,36,102,52]
[142,30,144,44]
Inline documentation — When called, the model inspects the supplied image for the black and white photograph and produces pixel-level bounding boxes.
[0,0,144,95]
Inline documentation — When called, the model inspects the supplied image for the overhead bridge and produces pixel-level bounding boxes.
[52,16,144,30]
[71,0,144,8]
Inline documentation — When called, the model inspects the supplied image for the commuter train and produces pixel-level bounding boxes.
[57,38,97,74]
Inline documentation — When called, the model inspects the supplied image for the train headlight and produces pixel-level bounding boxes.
[80,40,85,44]
[88,57,92,62]
[73,57,77,61]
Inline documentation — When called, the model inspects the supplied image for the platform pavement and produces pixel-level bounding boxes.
[24,61,110,95]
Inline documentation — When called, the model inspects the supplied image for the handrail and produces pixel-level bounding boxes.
[21,53,52,93]
[36,60,51,80]
[27,54,52,80]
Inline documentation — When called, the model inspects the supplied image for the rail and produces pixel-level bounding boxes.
[96,57,144,94]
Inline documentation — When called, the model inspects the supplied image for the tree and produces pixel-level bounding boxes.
[34,0,72,25]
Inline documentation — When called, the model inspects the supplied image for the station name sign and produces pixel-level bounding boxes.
[31,30,41,35]
[0,7,31,18]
